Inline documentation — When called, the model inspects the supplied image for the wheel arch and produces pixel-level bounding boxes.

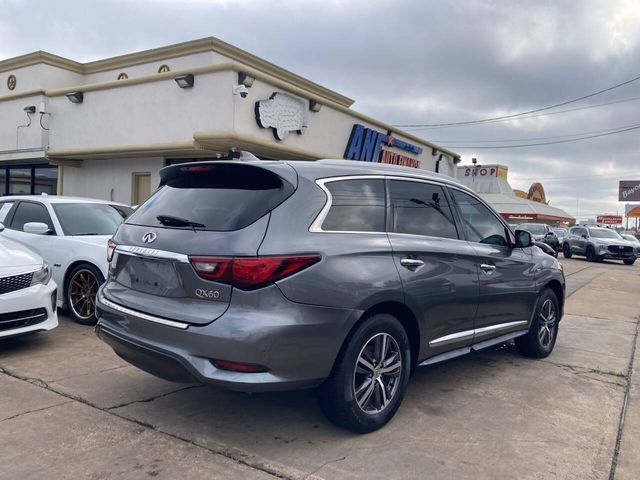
[542,279,564,320]
[340,301,421,373]
[62,260,105,306]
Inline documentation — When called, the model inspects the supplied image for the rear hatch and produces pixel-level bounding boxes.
[105,161,297,325]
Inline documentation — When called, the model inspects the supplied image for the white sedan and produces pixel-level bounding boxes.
[0,196,133,325]
[0,225,57,338]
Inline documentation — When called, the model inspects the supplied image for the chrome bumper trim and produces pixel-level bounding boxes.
[98,294,189,330]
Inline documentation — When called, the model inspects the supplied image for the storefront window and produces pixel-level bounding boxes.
[9,168,31,195]
[0,165,58,196]
[34,167,58,195]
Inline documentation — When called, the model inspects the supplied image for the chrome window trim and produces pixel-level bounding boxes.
[429,320,529,346]
[98,294,189,330]
[115,245,190,263]
[310,174,453,234]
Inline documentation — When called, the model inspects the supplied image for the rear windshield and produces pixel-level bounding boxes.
[53,203,133,236]
[126,163,295,231]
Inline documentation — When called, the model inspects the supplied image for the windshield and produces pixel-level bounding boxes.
[53,203,133,235]
[589,228,622,239]
[519,224,546,235]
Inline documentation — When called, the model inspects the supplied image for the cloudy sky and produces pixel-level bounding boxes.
[2,0,639,221]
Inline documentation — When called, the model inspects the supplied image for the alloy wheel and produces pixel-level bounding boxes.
[69,269,99,320]
[353,332,402,414]
[538,299,557,349]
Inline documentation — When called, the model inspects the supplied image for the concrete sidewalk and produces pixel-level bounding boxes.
[1,258,639,479]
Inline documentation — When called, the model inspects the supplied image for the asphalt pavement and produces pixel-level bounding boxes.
[1,257,639,480]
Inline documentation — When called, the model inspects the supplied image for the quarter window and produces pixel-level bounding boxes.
[389,180,458,239]
[0,202,14,223]
[9,202,53,231]
[451,190,509,247]
[321,179,386,232]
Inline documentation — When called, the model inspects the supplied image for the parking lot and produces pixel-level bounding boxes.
[1,257,639,480]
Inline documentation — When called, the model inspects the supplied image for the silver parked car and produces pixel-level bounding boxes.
[563,226,636,264]
[95,155,565,432]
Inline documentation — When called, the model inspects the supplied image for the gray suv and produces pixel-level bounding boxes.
[95,156,565,433]
[563,226,636,265]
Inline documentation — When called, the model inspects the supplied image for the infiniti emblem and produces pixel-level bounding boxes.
[142,232,157,244]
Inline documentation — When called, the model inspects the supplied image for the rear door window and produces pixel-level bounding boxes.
[320,178,386,232]
[9,201,54,231]
[389,180,458,239]
[127,163,295,232]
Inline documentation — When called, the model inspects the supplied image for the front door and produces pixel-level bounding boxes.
[386,179,479,357]
[449,188,538,340]
[132,172,151,205]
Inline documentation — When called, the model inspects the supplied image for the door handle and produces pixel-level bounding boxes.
[400,258,425,269]
[480,263,496,273]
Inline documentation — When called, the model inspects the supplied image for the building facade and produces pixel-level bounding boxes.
[457,164,575,225]
[0,37,460,205]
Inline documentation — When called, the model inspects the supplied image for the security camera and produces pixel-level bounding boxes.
[232,84,249,98]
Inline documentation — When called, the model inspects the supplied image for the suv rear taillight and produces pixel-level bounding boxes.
[107,239,116,263]
[190,255,320,290]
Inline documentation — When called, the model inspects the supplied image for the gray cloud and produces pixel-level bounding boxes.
[1,0,639,220]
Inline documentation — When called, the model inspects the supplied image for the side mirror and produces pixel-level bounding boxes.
[581,234,588,239]
[514,229,533,248]
[23,222,52,235]
[0,222,4,232]
[545,232,554,237]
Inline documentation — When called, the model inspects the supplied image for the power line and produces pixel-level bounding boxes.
[402,95,640,131]
[430,121,640,144]
[394,73,640,128]
[441,123,640,149]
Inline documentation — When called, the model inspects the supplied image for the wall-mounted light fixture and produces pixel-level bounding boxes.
[238,72,255,88]
[23,105,36,114]
[431,147,439,156]
[309,100,322,113]
[174,74,194,89]
[65,92,84,104]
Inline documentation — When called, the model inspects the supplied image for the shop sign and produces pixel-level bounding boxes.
[255,92,307,141]
[596,215,623,224]
[344,124,423,168]
[460,165,508,179]
[619,180,640,201]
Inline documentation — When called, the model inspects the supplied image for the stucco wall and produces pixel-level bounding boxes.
[62,157,162,204]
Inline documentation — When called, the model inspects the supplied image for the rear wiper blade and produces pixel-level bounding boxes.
[156,215,206,229]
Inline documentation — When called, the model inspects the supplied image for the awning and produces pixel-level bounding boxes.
[480,193,575,223]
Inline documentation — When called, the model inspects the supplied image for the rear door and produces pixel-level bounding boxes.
[449,188,537,340]
[106,162,297,325]
[386,179,479,356]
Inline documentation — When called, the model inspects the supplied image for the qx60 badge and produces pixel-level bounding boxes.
[142,232,157,244]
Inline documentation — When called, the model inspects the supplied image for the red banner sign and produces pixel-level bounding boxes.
[596,215,623,224]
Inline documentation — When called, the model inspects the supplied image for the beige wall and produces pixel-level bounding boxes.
[62,157,163,204]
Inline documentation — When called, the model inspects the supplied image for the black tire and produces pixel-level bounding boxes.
[515,288,559,358]
[562,243,572,258]
[65,263,104,325]
[316,314,411,433]
[586,245,597,262]
[623,258,636,265]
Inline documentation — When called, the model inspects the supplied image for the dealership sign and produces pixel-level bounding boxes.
[619,180,640,201]
[344,124,423,168]
[596,215,623,225]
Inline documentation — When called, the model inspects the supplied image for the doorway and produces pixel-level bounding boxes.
[131,172,151,205]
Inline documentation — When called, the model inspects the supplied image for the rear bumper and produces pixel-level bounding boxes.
[0,282,58,338]
[95,285,360,392]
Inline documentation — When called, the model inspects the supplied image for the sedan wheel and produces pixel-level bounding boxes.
[66,264,104,325]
